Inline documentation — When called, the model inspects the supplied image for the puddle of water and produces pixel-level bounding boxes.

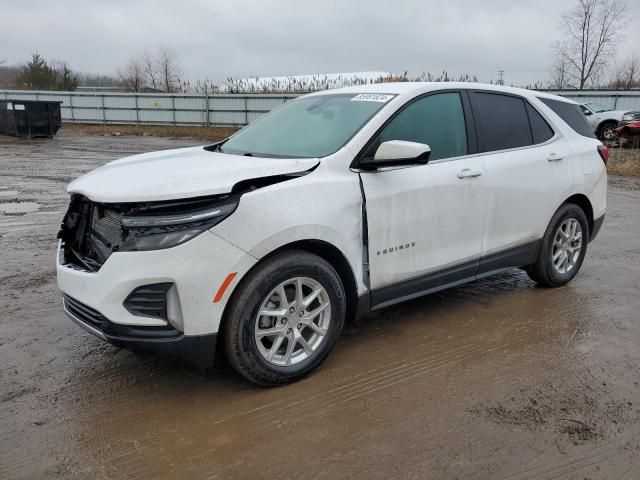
[0,202,41,214]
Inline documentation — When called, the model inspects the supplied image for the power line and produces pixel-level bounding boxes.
[497,70,505,85]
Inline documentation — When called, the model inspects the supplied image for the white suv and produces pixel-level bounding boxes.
[57,83,607,385]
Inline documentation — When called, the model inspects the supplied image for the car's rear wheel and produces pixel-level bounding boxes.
[598,121,617,142]
[223,250,345,386]
[525,203,589,287]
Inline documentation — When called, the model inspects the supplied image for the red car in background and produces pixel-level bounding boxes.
[615,120,640,147]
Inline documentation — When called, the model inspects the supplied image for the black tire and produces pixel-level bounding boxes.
[526,203,589,287]
[223,250,346,386]
[597,121,617,142]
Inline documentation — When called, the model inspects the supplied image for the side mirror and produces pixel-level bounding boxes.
[584,110,593,116]
[360,140,431,170]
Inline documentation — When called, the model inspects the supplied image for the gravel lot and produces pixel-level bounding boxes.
[1,131,640,479]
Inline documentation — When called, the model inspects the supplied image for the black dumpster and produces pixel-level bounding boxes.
[0,99,62,138]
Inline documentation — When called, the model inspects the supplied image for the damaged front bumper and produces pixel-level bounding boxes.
[56,226,258,369]
[63,294,218,368]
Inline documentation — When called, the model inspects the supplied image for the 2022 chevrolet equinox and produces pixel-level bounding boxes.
[57,83,607,385]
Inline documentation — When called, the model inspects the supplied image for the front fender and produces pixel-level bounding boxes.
[210,163,366,295]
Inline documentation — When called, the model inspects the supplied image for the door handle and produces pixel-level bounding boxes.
[457,168,482,179]
[547,152,564,162]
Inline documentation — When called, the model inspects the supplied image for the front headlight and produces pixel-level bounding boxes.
[118,199,238,252]
[622,114,634,121]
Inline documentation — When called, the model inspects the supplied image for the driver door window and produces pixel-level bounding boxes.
[368,92,468,161]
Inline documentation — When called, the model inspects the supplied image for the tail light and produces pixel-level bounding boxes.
[597,144,609,165]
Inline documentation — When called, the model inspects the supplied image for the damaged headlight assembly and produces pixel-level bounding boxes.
[118,198,239,252]
[60,172,311,271]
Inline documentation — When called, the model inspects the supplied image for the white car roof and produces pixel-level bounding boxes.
[308,82,576,105]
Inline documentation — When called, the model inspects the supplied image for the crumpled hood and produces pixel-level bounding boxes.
[67,146,319,203]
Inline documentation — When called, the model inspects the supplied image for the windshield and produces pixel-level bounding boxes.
[220,93,395,158]
[585,103,607,113]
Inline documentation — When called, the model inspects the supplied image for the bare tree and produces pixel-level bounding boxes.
[156,47,180,93]
[551,0,628,89]
[118,59,146,92]
[608,54,640,89]
[77,72,121,88]
[141,50,159,91]
[117,48,180,92]
[550,41,573,89]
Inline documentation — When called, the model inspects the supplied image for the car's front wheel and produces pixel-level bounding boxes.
[223,250,346,386]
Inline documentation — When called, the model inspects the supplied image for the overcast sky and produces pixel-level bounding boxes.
[2,0,639,86]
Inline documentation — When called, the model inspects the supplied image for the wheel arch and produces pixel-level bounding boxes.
[596,118,618,135]
[267,240,359,323]
[217,239,360,352]
[562,193,594,239]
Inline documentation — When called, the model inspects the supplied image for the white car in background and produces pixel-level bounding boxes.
[57,83,607,386]
[579,102,639,141]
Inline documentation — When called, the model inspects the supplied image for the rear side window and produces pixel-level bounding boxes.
[471,92,533,152]
[538,97,596,138]
[526,103,554,144]
[374,92,468,160]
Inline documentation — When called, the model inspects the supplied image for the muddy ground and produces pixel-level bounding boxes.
[1,131,639,479]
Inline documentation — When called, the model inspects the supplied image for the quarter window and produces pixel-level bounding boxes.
[472,92,533,152]
[538,97,596,139]
[372,92,468,161]
[526,103,554,144]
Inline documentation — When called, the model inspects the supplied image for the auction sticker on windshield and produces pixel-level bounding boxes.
[351,94,395,103]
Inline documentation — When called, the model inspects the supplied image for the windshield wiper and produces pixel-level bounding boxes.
[243,152,254,157]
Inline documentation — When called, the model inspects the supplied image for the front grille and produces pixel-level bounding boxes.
[64,295,180,339]
[58,196,125,272]
[92,206,123,248]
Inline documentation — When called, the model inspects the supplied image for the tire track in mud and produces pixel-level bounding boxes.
[208,277,548,425]
[60,327,539,479]
[243,340,529,429]
[501,434,638,480]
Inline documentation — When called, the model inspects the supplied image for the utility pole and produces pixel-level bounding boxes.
[497,70,505,86]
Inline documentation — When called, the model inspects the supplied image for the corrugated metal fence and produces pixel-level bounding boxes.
[1,89,639,127]
[0,90,298,127]
[549,90,640,111]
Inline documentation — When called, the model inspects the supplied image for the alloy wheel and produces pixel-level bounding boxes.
[552,218,583,275]
[254,277,331,366]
